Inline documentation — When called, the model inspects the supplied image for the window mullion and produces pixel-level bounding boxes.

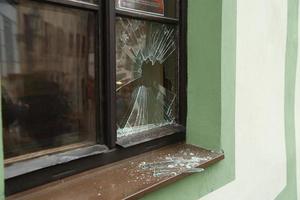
[103,0,117,148]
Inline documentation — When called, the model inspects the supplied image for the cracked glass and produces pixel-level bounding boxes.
[116,17,179,139]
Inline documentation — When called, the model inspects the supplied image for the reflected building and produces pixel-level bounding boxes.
[0,1,97,158]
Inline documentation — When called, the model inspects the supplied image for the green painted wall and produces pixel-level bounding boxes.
[0,1,235,199]
[0,0,299,199]
[143,0,299,199]
[142,0,237,199]
[276,0,298,199]
[186,0,222,150]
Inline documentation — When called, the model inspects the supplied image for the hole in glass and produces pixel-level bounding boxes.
[116,17,179,140]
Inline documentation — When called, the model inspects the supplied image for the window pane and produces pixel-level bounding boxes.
[115,0,178,18]
[116,17,179,139]
[0,0,97,158]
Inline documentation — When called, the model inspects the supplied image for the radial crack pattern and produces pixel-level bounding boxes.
[116,17,176,90]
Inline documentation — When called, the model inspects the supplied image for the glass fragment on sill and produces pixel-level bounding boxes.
[210,149,225,154]
[138,155,206,178]
[185,168,205,173]
[116,17,178,139]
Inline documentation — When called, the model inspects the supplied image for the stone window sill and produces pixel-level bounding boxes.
[7,143,224,200]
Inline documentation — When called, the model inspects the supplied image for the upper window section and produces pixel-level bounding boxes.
[115,0,179,18]
[0,0,97,159]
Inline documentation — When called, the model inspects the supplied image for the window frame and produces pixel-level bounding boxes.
[4,0,187,196]
[106,0,187,148]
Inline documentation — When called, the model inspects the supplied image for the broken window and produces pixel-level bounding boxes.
[3,0,187,195]
[116,17,181,144]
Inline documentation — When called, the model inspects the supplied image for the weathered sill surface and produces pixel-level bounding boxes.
[7,143,224,200]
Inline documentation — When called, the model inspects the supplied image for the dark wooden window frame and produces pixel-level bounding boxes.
[4,0,187,196]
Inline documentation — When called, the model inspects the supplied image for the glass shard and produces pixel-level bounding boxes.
[138,154,206,178]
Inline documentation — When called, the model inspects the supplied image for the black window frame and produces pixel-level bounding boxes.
[4,0,187,196]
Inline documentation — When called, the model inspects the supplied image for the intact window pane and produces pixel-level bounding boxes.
[0,0,97,158]
[116,17,179,139]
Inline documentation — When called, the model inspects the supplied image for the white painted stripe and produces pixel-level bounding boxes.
[200,0,287,199]
[295,0,300,197]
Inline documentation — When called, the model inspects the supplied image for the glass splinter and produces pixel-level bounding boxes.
[138,155,206,177]
[184,168,205,173]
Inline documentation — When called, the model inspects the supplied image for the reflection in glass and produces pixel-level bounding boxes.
[115,0,178,18]
[116,17,178,138]
[163,0,179,18]
[0,0,97,158]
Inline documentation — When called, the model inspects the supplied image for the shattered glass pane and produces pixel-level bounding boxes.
[116,18,176,90]
[116,17,178,139]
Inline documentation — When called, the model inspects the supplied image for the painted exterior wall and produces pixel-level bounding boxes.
[144,0,300,199]
[0,0,300,199]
